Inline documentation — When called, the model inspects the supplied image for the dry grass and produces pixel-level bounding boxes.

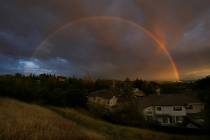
[0,98,107,140]
[52,107,210,140]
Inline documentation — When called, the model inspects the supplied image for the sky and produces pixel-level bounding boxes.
[0,0,210,81]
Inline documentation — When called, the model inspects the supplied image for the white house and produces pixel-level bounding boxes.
[57,76,66,82]
[140,94,205,126]
[88,90,119,108]
[133,88,145,98]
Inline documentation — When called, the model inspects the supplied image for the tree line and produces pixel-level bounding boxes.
[0,73,159,106]
[0,73,209,107]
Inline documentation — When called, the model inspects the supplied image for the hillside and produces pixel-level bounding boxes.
[0,98,106,140]
[0,98,209,140]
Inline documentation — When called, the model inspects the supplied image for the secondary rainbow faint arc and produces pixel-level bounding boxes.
[33,16,180,81]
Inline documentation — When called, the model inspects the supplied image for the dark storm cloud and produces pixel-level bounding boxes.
[173,13,210,78]
[34,21,174,80]
[136,0,210,37]
[0,54,19,74]
[0,0,210,80]
[135,0,210,79]
[0,0,59,58]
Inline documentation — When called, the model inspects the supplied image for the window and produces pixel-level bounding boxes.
[156,106,161,111]
[176,116,183,123]
[186,105,193,109]
[173,106,182,111]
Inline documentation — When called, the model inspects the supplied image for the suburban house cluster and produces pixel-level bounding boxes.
[88,88,205,128]
[88,88,144,108]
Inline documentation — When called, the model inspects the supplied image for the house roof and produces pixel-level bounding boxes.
[88,89,132,103]
[133,90,145,97]
[139,94,203,108]
[88,89,119,99]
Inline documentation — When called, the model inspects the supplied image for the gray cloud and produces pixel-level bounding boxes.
[0,0,210,80]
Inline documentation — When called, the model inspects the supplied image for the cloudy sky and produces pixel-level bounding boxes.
[0,0,210,80]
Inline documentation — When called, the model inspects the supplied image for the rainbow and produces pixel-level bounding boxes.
[32,16,180,81]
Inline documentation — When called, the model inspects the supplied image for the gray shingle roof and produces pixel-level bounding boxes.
[88,89,119,99]
[139,94,202,108]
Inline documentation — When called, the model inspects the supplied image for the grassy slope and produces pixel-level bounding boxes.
[0,98,209,140]
[0,98,107,140]
[52,107,209,140]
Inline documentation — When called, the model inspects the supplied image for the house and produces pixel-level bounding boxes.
[83,73,95,83]
[139,94,205,126]
[88,90,119,108]
[133,88,145,98]
[57,76,66,82]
